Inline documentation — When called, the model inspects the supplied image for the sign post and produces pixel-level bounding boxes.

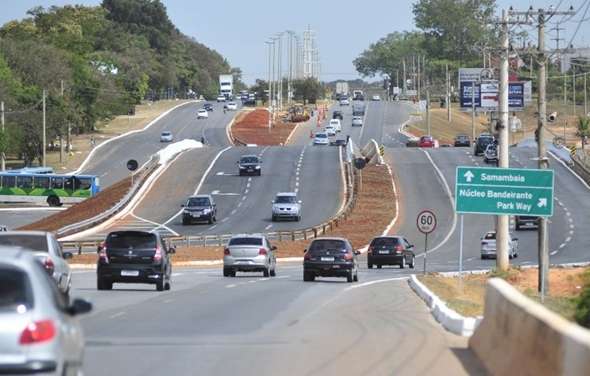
[417,210,437,275]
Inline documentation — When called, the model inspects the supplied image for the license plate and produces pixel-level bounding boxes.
[121,270,139,277]
[321,257,335,262]
[332,265,340,269]
[379,250,389,254]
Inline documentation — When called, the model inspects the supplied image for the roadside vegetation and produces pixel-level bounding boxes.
[0,0,238,166]
[419,267,590,327]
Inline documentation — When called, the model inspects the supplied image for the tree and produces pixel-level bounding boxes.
[578,116,590,149]
[413,0,497,63]
[293,78,324,104]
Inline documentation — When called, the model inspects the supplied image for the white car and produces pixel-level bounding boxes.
[216,95,226,102]
[325,125,336,136]
[271,192,302,222]
[197,109,209,119]
[480,231,519,259]
[314,132,329,145]
[372,95,381,101]
[160,131,173,142]
[226,102,238,111]
[329,119,342,132]
[352,116,363,127]
[339,98,350,106]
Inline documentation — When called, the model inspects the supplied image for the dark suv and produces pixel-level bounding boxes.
[367,236,415,269]
[97,231,174,291]
[474,134,495,156]
[182,195,217,225]
[515,215,539,230]
[303,237,359,282]
[332,110,343,120]
[238,155,262,176]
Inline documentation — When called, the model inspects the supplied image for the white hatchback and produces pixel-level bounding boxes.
[197,109,209,119]
[226,102,238,111]
[314,132,329,145]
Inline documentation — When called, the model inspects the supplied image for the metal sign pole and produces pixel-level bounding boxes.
[423,232,428,275]
[459,215,464,278]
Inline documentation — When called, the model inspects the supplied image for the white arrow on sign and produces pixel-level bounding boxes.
[538,198,548,208]
[464,170,475,183]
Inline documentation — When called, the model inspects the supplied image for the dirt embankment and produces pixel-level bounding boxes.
[19,177,131,232]
[66,163,398,264]
[231,109,298,145]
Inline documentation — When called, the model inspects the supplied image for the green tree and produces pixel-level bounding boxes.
[578,116,590,149]
[293,78,324,104]
[413,0,497,63]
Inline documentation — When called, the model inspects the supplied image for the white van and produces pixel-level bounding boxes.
[329,119,342,132]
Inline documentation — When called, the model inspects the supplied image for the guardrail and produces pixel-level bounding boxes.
[61,155,358,253]
[572,150,590,184]
[56,154,160,239]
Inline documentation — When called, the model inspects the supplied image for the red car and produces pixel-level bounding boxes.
[418,135,435,148]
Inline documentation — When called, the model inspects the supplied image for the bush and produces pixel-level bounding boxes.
[574,270,590,328]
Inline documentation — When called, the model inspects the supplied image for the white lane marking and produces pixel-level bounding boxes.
[418,150,457,256]
[246,182,251,188]
[230,210,237,215]
[570,224,575,229]
[276,275,290,279]
[209,225,217,230]
[265,224,273,230]
[131,213,179,236]
[109,312,126,319]
[294,188,299,194]
[551,251,558,256]
[237,202,242,207]
[225,284,237,288]
[162,146,232,226]
[569,230,574,235]
[163,299,174,303]
[171,273,183,277]
[344,277,409,291]
[241,196,247,201]
[565,212,571,217]
[216,172,225,176]
[244,189,249,194]
[566,237,572,243]
[559,244,566,249]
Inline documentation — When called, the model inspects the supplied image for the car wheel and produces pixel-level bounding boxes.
[156,280,164,291]
[400,257,406,269]
[353,270,359,282]
[303,271,314,282]
[410,256,416,269]
[97,278,112,290]
[481,255,486,260]
[515,224,520,231]
[223,268,230,277]
[257,170,261,176]
[272,215,277,222]
[367,263,373,269]
[263,267,270,278]
[296,215,301,222]
[208,216,214,224]
[182,217,190,226]
[270,267,276,277]
[347,270,354,283]
[230,269,236,277]
[377,264,382,269]
[164,281,171,291]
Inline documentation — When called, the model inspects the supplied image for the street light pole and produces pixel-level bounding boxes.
[42,89,47,167]
[266,40,272,129]
[1,101,5,171]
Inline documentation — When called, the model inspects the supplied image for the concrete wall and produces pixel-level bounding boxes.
[469,278,590,376]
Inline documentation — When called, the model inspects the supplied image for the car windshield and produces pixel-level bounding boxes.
[0,234,48,252]
[484,232,496,240]
[316,133,327,138]
[161,132,171,136]
[187,197,210,206]
[229,238,263,246]
[240,157,259,164]
[309,240,347,254]
[106,232,156,249]
[421,136,432,142]
[0,266,33,311]
[371,237,402,248]
[275,195,296,204]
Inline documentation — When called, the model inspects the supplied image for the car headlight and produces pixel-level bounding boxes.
[203,208,211,214]
[255,166,261,169]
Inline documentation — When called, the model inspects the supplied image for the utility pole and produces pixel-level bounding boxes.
[403,59,407,95]
[60,80,64,164]
[42,89,46,167]
[446,64,451,122]
[426,90,431,135]
[497,9,510,271]
[471,81,476,141]
[417,54,421,100]
[585,73,588,115]
[1,101,5,171]
[573,71,577,116]
[266,40,272,129]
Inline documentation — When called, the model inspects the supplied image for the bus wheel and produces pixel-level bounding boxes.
[47,196,61,207]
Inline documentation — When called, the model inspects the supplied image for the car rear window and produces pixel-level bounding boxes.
[229,238,263,246]
[0,266,34,311]
[371,237,401,248]
[484,233,496,240]
[106,232,156,249]
[309,240,348,254]
[0,235,48,252]
[240,157,259,164]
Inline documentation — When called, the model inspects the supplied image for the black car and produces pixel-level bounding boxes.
[515,215,539,230]
[332,110,344,120]
[454,134,471,147]
[474,134,494,156]
[367,236,415,269]
[182,195,217,225]
[203,103,214,111]
[330,139,347,147]
[303,237,359,282]
[238,155,262,176]
[97,231,174,291]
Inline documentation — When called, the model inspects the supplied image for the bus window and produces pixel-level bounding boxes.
[51,177,64,189]
[35,176,50,189]
[76,178,92,190]
[64,177,76,190]
[1,175,15,188]
[16,176,33,189]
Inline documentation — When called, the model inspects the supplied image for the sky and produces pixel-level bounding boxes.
[1,0,589,84]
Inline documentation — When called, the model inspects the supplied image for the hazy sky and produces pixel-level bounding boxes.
[1,0,589,84]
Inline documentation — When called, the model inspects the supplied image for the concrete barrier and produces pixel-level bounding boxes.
[469,278,590,376]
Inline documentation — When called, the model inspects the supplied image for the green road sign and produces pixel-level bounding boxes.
[455,166,554,216]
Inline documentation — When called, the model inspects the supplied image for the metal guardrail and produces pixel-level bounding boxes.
[56,154,160,238]
[572,151,590,184]
[60,158,358,253]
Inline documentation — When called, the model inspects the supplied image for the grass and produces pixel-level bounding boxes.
[418,267,589,322]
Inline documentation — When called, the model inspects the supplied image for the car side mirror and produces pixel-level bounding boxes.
[353,250,361,256]
[67,298,92,316]
[181,204,185,207]
[298,200,302,204]
[407,245,414,249]
[271,246,277,251]
[63,252,73,260]
[303,248,307,254]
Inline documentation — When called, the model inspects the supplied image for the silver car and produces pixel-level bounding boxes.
[223,234,277,277]
[271,192,302,221]
[352,116,363,127]
[480,231,519,259]
[0,231,73,297]
[160,131,173,142]
[0,247,92,374]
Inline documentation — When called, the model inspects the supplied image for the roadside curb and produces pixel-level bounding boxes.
[408,274,482,337]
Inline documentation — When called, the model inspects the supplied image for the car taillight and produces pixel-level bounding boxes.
[259,248,267,256]
[394,245,403,254]
[367,246,373,255]
[224,248,230,256]
[154,246,163,263]
[343,252,353,261]
[19,320,56,345]
[98,243,109,264]
[43,257,54,275]
[304,252,311,260]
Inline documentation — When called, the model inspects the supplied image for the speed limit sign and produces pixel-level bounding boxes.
[417,210,437,234]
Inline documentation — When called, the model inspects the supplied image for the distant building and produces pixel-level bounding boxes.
[559,48,590,73]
